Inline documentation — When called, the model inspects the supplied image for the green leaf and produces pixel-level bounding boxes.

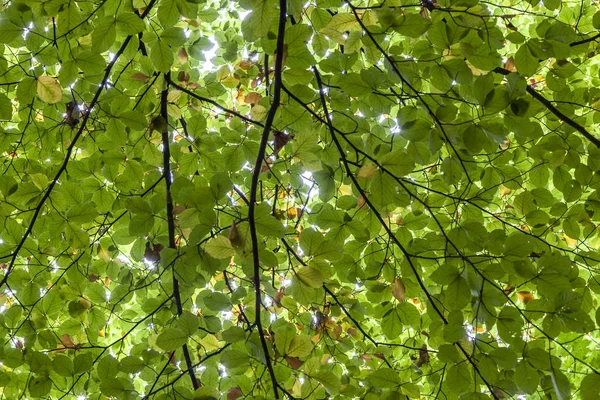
[296,267,323,288]
[446,277,471,310]
[0,20,22,43]
[92,18,116,53]
[151,40,174,73]
[116,12,146,35]
[287,335,313,357]
[156,328,188,351]
[393,14,431,38]
[515,43,539,77]
[551,370,571,400]
[379,150,415,176]
[581,374,600,400]
[369,368,401,388]
[205,236,234,259]
[0,93,12,119]
[514,360,539,394]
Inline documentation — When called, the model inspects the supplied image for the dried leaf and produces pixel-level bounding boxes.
[286,356,304,369]
[144,242,161,263]
[417,344,429,367]
[391,277,406,302]
[130,72,150,81]
[244,92,262,105]
[228,220,244,250]
[177,71,190,83]
[505,57,516,72]
[517,291,535,304]
[177,47,188,64]
[227,387,243,400]
[61,334,75,348]
[273,130,291,156]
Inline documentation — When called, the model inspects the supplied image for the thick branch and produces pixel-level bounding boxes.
[161,72,199,390]
[571,33,600,47]
[246,0,288,398]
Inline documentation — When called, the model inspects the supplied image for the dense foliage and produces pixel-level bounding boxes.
[1,0,600,398]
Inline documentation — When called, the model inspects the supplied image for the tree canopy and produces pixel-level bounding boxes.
[1,0,600,398]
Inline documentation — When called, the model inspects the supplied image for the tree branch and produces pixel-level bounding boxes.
[571,33,600,47]
[494,67,600,148]
[161,72,199,390]
[246,0,288,398]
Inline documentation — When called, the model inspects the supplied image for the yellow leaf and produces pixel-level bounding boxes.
[36,76,63,104]
[250,104,267,121]
[517,291,534,304]
[391,277,406,302]
[499,185,512,197]
[357,163,377,179]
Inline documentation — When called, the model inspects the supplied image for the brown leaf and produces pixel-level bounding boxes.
[144,242,161,263]
[286,356,304,369]
[173,205,186,214]
[64,101,80,128]
[273,131,291,156]
[177,70,190,83]
[244,92,262,105]
[517,291,534,304]
[274,287,285,306]
[168,351,177,366]
[130,72,150,81]
[177,47,188,64]
[505,57,516,72]
[61,334,75,348]
[149,115,167,134]
[261,157,273,173]
[417,344,429,367]
[227,387,243,400]
[238,60,253,70]
[332,324,342,340]
[391,277,406,302]
[228,220,244,250]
